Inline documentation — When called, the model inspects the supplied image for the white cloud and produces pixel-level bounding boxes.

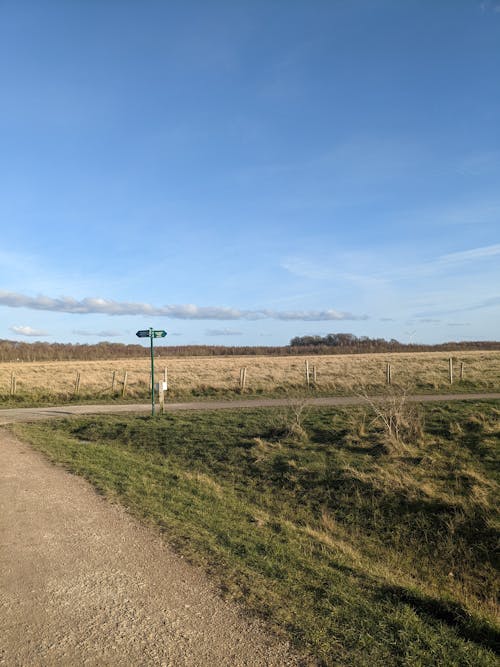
[0,290,366,321]
[9,325,48,337]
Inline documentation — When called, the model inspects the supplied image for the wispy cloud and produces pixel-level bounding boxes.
[457,296,500,312]
[417,296,500,317]
[206,328,243,336]
[0,290,367,321]
[268,309,366,321]
[455,150,500,176]
[387,244,500,284]
[418,200,500,227]
[389,243,500,283]
[72,329,122,338]
[480,1,500,14]
[281,257,334,280]
[281,242,500,310]
[281,256,387,288]
[9,325,48,337]
[435,244,500,266]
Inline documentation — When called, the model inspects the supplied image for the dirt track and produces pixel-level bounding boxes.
[0,429,300,666]
[0,391,499,425]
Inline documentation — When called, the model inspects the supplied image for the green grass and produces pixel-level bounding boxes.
[1,374,500,408]
[13,400,500,666]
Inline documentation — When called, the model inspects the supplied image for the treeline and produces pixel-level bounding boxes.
[0,336,499,363]
[290,333,401,348]
[0,340,296,362]
[289,333,500,354]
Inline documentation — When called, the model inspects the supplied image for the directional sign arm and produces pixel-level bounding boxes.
[136,329,166,338]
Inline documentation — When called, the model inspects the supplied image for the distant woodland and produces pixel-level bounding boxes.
[0,335,499,362]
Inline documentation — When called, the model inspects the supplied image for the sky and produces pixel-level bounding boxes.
[0,0,499,348]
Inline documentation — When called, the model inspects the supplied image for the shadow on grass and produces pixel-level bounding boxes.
[377,583,500,654]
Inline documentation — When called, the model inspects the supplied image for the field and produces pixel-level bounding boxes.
[1,349,500,405]
[13,399,500,666]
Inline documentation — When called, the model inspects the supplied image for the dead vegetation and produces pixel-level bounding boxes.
[0,349,499,403]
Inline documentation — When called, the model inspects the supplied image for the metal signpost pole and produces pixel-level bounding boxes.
[136,329,167,418]
[149,327,155,416]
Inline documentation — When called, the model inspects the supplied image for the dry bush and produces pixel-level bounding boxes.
[264,394,311,443]
[285,398,310,442]
[358,385,424,455]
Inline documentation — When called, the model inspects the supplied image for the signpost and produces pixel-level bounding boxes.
[136,328,167,415]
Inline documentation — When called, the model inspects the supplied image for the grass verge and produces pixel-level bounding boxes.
[12,400,500,666]
[1,377,500,408]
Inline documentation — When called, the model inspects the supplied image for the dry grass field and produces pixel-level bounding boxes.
[1,350,499,403]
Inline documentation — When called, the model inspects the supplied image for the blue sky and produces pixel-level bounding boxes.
[1,0,499,347]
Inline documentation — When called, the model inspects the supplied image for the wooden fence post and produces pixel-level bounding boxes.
[122,371,128,397]
[74,371,81,395]
[386,363,392,385]
[312,365,317,383]
[305,360,310,386]
[10,373,16,396]
[111,371,116,392]
[449,358,453,384]
[164,366,168,389]
[460,362,464,381]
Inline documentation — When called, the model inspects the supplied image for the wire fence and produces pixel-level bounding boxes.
[1,351,499,400]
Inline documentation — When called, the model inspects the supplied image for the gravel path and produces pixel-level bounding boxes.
[0,429,301,666]
[0,392,499,425]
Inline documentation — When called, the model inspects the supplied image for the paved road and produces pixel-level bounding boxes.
[1,392,499,425]
[0,429,300,666]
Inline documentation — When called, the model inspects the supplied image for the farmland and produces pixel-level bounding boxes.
[1,349,500,406]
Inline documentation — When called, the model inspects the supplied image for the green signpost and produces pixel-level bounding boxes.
[136,328,167,415]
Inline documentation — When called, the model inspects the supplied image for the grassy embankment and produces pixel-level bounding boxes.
[14,398,500,665]
[1,349,500,407]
